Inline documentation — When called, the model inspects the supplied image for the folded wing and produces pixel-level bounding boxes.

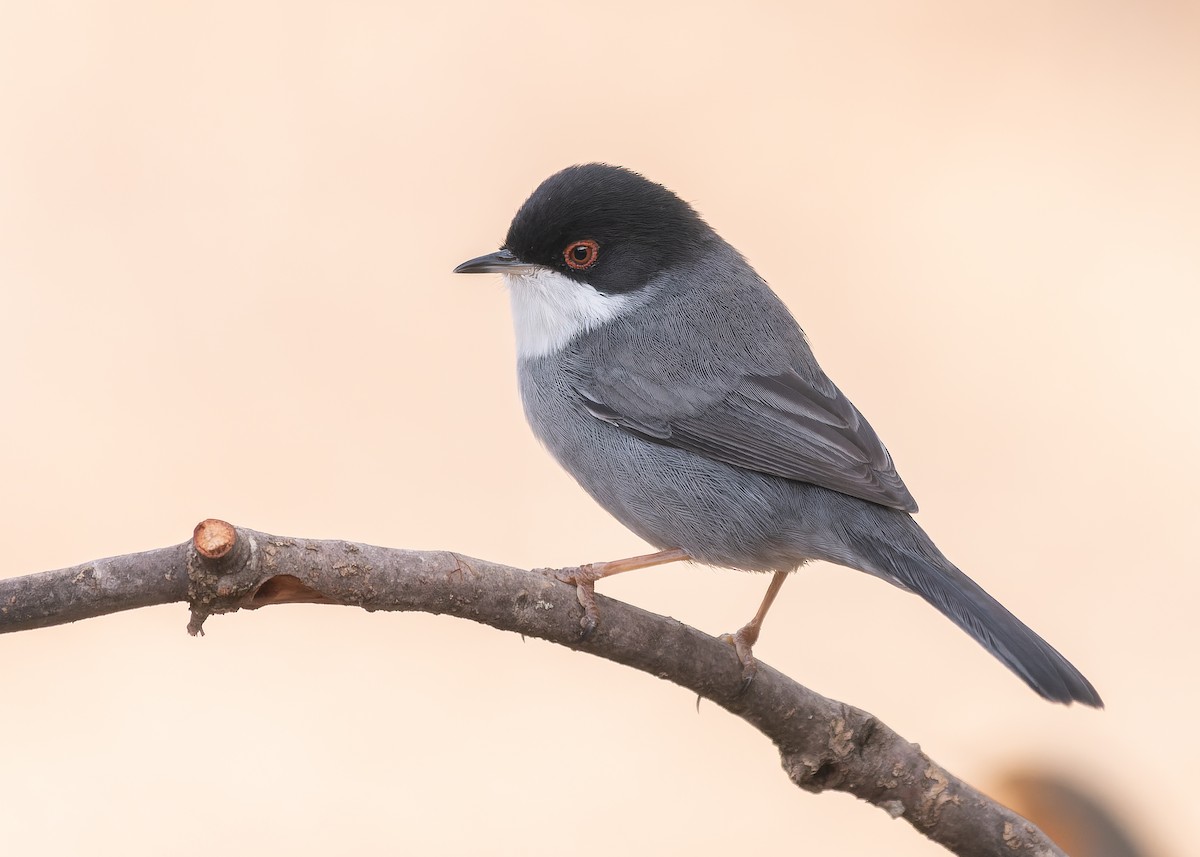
[578,365,918,513]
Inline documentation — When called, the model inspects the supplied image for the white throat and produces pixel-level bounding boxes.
[503,268,634,359]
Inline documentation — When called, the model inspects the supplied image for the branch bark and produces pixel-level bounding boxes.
[0,519,1064,857]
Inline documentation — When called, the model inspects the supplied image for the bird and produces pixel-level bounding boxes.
[454,163,1102,707]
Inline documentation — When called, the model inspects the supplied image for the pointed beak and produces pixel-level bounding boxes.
[453,248,534,274]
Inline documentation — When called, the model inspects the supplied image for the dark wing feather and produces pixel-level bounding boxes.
[578,367,918,513]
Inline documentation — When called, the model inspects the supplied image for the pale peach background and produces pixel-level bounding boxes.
[1,2,1196,855]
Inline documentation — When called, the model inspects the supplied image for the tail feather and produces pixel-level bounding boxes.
[853,532,1103,707]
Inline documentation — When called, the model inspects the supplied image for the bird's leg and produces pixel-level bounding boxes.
[721,570,789,692]
[542,548,690,639]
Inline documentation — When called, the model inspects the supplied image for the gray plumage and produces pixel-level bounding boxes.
[457,163,1102,707]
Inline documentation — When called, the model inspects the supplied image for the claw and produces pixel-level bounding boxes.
[720,628,761,694]
[738,665,758,695]
[538,564,602,641]
[579,611,599,641]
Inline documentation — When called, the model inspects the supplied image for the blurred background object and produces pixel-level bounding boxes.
[991,770,1160,857]
[1,1,1197,855]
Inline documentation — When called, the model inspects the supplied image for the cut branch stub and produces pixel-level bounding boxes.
[193,518,237,560]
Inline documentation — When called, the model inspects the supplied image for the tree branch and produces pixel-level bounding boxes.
[0,519,1063,857]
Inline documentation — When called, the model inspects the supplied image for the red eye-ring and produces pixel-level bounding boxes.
[564,239,600,270]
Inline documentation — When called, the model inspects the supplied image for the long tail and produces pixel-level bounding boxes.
[850,527,1103,707]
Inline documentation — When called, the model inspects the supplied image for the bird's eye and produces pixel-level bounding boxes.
[563,239,600,271]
